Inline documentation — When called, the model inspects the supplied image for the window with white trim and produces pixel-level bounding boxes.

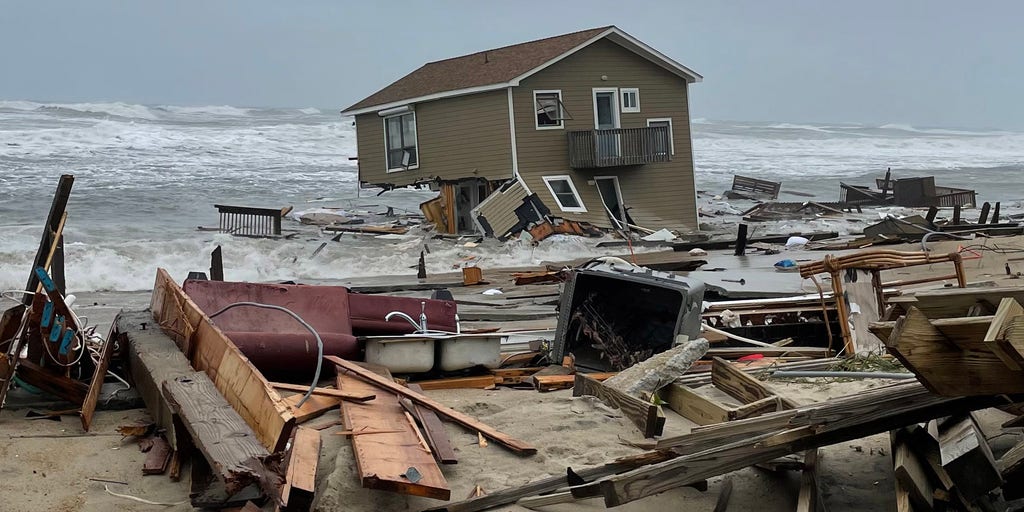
[646,118,674,156]
[620,88,640,113]
[542,175,587,213]
[534,90,566,129]
[384,111,418,170]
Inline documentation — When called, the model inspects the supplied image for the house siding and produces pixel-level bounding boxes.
[472,179,530,237]
[355,90,514,187]
[512,38,698,230]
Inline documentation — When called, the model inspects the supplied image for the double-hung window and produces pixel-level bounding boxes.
[385,111,418,171]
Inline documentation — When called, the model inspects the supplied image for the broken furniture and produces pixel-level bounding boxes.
[799,250,967,355]
[552,260,705,371]
[724,175,781,201]
[839,174,976,208]
[214,204,293,237]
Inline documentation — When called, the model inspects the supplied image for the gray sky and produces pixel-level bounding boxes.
[1,1,1019,129]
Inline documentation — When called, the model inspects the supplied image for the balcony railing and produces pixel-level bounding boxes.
[567,126,671,169]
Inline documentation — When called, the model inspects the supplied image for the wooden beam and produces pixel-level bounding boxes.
[711,357,800,409]
[406,383,457,465]
[151,268,295,452]
[795,449,820,512]
[15,359,88,404]
[660,383,730,426]
[162,372,275,496]
[533,372,615,392]
[891,428,934,511]
[279,426,320,512]
[886,307,1024,396]
[327,356,536,455]
[337,365,449,499]
[938,415,1001,502]
[412,375,496,390]
[270,382,374,402]
[573,373,664,438]
[986,298,1024,370]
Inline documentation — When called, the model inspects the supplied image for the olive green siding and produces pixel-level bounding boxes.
[356,90,514,187]
[512,38,698,230]
[472,179,529,237]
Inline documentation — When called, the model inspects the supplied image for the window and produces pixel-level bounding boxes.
[620,88,640,113]
[542,175,587,213]
[646,118,674,156]
[384,111,418,171]
[534,90,565,129]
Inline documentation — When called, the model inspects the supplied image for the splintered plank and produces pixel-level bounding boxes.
[337,366,449,499]
[280,426,321,511]
[711,357,800,409]
[985,298,1024,370]
[795,449,820,512]
[406,383,457,465]
[887,307,1024,396]
[143,436,173,475]
[328,356,535,455]
[938,415,1001,502]
[282,393,342,424]
[81,322,116,431]
[891,428,934,511]
[573,373,665,438]
[163,372,273,496]
[270,382,374,402]
[151,268,295,452]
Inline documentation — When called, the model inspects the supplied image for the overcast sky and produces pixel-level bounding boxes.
[2,1,1019,129]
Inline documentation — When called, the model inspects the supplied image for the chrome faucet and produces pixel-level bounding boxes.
[385,301,430,333]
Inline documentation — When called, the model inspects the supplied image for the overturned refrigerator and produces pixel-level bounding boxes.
[551,260,705,372]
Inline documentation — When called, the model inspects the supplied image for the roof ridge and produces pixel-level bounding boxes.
[422,26,614,66]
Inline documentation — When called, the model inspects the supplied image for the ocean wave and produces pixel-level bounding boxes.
[154,104,254,117]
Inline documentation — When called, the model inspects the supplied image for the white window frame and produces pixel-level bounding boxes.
[542,175,587,213]
[646,117,675,155]
[382,110,420,172]
[592,87,621,129]
[533,89,565,130]
[620,88,640,113]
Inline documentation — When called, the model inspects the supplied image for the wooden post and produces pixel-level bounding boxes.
[925,206,939,223]
[23,175,74,305]
[733,224,748,257]
[979,202,991,224]
[52,234,66,296]
[210,246,224,282]
[992,202,1001,224]
[830,271,855,355]
[417,251,427,279]
[952,204,961,224]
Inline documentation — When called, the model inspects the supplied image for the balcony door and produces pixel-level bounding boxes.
[593,88,621,161]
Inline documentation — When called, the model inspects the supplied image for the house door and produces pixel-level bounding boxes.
[595,176,628,229]
[593,89,620,161]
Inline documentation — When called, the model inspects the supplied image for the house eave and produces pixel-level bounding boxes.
[340,82,511,116]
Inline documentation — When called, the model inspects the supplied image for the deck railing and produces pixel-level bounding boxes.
[567,126,671,169]
[215,204,287,237]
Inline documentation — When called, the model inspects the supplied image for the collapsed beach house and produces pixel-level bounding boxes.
[341,26,703,238]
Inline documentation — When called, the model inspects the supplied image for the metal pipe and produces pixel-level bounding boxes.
[771,370,915,380]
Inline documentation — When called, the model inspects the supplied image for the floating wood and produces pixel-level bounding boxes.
[163,372,275,496]
[337,364,449,499]
[151,268,295,452]
[328,356,536,455]
[406,383,457,465]
[573,373,664,438]
[280,426,320,512]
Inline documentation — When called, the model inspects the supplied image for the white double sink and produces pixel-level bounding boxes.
[362,331,553,374]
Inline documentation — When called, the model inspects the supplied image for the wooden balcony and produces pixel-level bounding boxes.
[567,126,671,169]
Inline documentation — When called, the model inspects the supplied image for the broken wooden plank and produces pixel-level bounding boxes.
[14,359,88,404]
[280,426,320,512]
[795,449,820,512]
[81,323,117,431]
[573,373,664,438]
[891,427,934,511]
[337,365,450,499]
[985,297,1024,370]
[406,383,457,465]
[162,372,274,496]
[711,357,800,409]
[938,415,1001,502]
[533,372,615,392]
[412,375,496,390]
[270,382,375,402]
[328,356,535,455]
[151,268,295,452]
[282,393,342,424]
[142,436,173,475]
[119,310,196,451]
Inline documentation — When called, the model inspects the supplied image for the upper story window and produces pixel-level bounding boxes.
[620,88,640,113]
[534,90,566,130]
[647,118,674,156]
[384,111,418,171]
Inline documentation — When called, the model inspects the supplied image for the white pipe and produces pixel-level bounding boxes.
[700,322,775,348]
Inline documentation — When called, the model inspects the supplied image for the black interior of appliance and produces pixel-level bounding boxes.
[563,273,684,372]
[719,321,842,350]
